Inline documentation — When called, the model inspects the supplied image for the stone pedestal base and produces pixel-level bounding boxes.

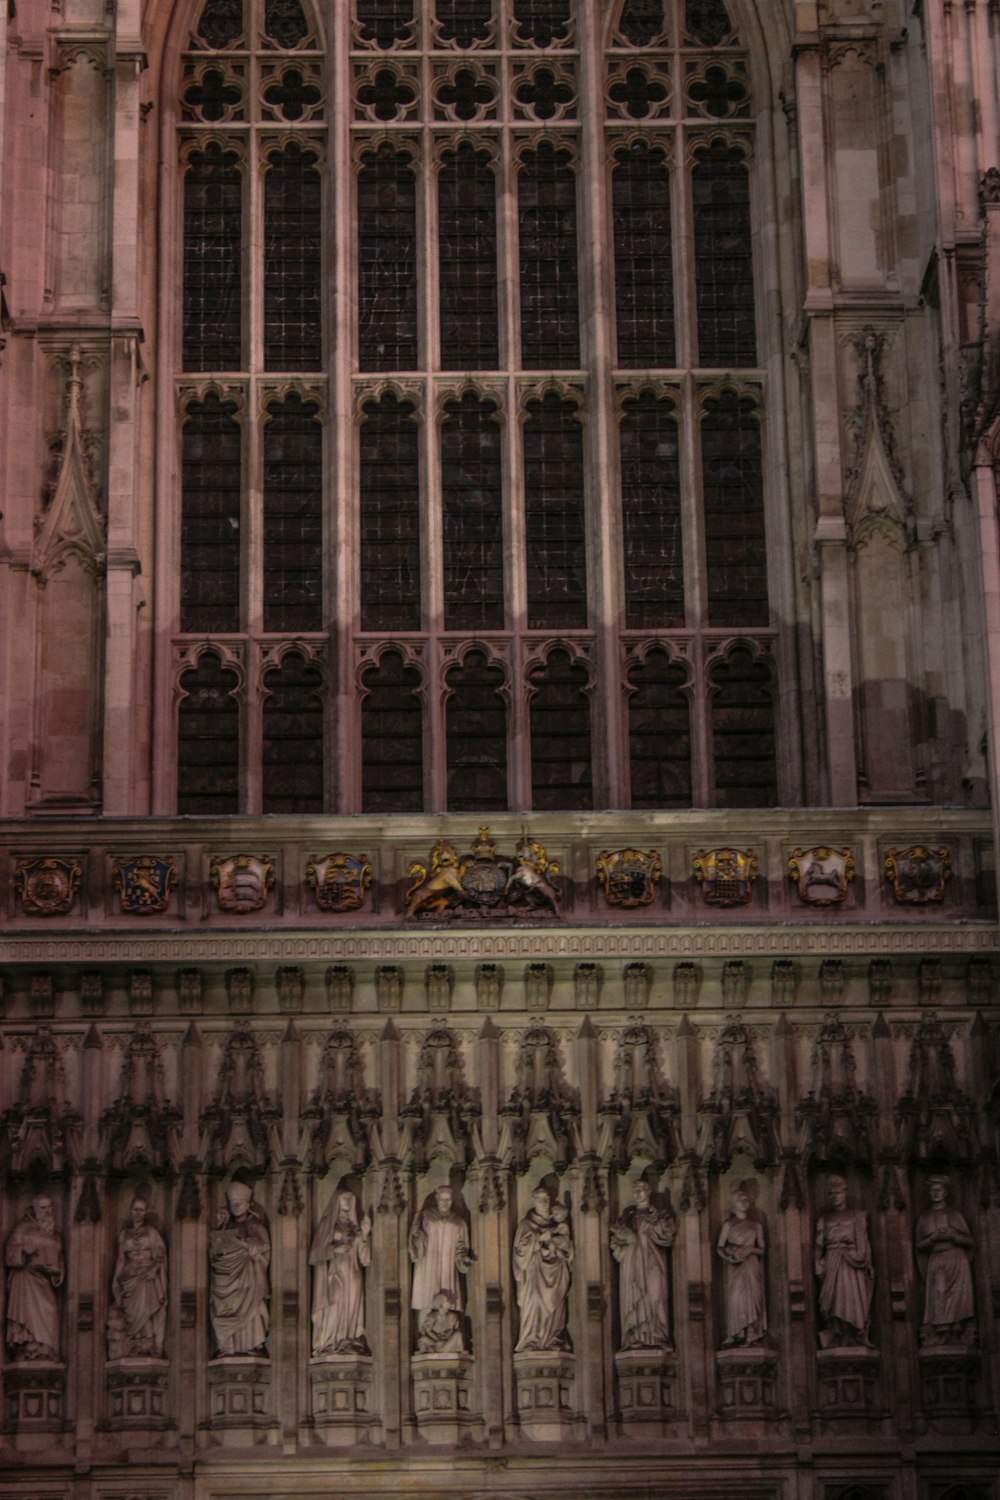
[107,1358,169,1429]
[514,1350,576,1442]
[918,1345,980,1432]
[614,1348,677,1429]
[206,1356,274,1437]
[310,1355,375,1443]
[411,1351,477,1444]
[815,1346,880,1425]
[716,1344,778,1420]
[3,1362,66,1433]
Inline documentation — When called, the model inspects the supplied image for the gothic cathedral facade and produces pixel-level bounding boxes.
[1,1,1000,1500]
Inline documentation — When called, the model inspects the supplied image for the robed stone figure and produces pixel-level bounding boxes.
[814,1175,874,1348]
[108,1195,168,1360]
[513,1186,574,1353]
[310,1188,372,1356]
[915,1174,976,1346]
[609,1179,676,1351]
[716,1186,767,1348]
[408,1185,473,1351]
[5,1195,64,1361]
[209,1182,271,1356]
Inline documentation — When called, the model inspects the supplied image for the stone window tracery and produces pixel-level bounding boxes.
[169,0,784,812]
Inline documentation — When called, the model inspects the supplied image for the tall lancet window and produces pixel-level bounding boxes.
[168,0,783,811]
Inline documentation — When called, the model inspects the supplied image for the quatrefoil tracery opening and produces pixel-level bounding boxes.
[356,68,417,120]
[183,66,245,121]
[609,66,669,119]
[514,66,575,121]
[436,67,497,120]
[687,64,748,118]
[262,66,323,119]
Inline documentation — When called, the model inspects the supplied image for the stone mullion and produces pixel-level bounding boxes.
[425,390,447,810]
[332,15,359,810]
[577,0,625,808]
[177,1025,208,1451]
[103,27,146,812]
[507,386,532,807]
[795,39,857,805]
[374,1021,405,1448]
[471,1018,513,1443]
[683,386,711,805]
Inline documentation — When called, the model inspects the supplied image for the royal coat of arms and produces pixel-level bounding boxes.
[14,855,83,916]
[210,854,275,914]
[306,853,373,912]
[692,847,758,907]
[787,847,855,907]
[884,846,952,904]
[112,856,178,915]
[405,827,561,919]
[595,848,663,908]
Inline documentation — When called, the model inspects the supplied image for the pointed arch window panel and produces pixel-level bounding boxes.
[171,0,785,811]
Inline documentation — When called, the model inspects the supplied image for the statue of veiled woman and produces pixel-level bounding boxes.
[309,1188,372,1357]
[107,1195,168,1360]
[609,1179,676,1351]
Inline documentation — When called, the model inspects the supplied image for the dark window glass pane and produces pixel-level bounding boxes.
[178,651,240,813]
[183,144,242,371]
[439,145,499,369]
[693,143,756,366]
[361,650,424,810]
[514,0,571,46]
[524,393,586,629]
[446,650,508,810]
[264,144,322,370]
[618,0,664,46]
[181,394,241,633]
[442,393,504,630]
[529,648,592,809]
[436,0,492,46]
[613,141,675,367]
[627,648,691,807]
[710,645,777,806]
[620,391,683,627]
[701,390,768,626]
[519,143,579,368]
[358,148,417,370]
[685,0,733,44]
[197,0,244,48]
[263,650,324,812]
[263,394,323,631]
[264,0,309,46]
[357,0,414,47]
[360,394,421,630]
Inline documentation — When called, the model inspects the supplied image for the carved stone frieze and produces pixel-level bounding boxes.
[884,847,952,905]
[788,847,856,907]
[210,854,276,914]
[112,857,178,916]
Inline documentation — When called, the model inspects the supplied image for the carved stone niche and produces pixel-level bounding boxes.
[814,1347,880,1427]
[411,1350,479,1444]
[614,1348,678,1433]
[715,1345,778,1422]
[206,1357,276,1441]
[309,1354,375,1444]
[3,1362,66,1436]
[106,1361,169,1430]
[513,1350,578,1442]
[917,1348,980,1435]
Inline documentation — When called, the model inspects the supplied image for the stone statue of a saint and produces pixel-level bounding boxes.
[408,1185,474,1351]
[513,1185,574,1353]
[309,1188,372,1357]
[717,1186,766,1348]
[107,1195,167,1360]
[814,1174,874,1348]
[5,1195,64,1361]
[915,1174,976,1346]
[209,1181,271,1356]
[609,1179,676,1351]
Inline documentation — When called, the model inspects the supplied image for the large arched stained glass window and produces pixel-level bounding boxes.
[170,0,781,811]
